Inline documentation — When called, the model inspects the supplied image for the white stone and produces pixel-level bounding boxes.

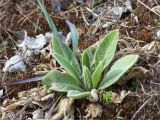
[157,30,160,39]
[3,55,26,72]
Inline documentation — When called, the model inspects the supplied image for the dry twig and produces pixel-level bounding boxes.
[131,96,154,120]
[12,97,33,120]
[137,0,160,17]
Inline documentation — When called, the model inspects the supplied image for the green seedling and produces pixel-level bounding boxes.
[102,91,112,105]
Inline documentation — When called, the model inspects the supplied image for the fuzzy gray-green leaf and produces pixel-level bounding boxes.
[83,45,97,68]
[82,65,93,90]
[99,55,139,89]
[67,90,90,99]
[43,70,82,92]
[52,37,72,61]
[92,61,103,88]
[95,29,119,69]
[81,50,90,69]
[53,53,80,80]
[52,35,81,76]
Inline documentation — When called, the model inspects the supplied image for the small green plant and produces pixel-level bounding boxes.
[43,29,138,100]
[38,0,139,101]
[102,91,112,105]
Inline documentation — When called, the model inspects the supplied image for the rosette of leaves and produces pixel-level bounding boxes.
[43,29,138,100]
[37,0,139,101]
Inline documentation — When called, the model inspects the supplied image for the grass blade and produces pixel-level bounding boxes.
[37,0,60,40]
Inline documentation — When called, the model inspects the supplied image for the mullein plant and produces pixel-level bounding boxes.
[38,0,139,101]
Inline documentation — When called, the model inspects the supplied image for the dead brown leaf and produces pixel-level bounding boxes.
[111,90,131,104]
[85,103,102,119]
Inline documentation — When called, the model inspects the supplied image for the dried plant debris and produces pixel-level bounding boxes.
[0,41,7,53]
[118,67,152,85]
[151,5,160,14]
[51,97,74,120]
[142,41,160,54]
[3,55,26,72]
[2,99,29,111]
[18,86,49,101]
[85,103,102,119]
[1,107,19,120]
[2,30,72,72]
[110,90,131,104]
[0,87,55,119]
[41,93,55,101]
[84,0,134,33]
[3,31,51,72]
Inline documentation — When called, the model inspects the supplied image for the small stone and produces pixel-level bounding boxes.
[125,0,132,12]
[156,30,160,40]
[0,89,3,98]
[32,109,44,119]
[3,55,26,72]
